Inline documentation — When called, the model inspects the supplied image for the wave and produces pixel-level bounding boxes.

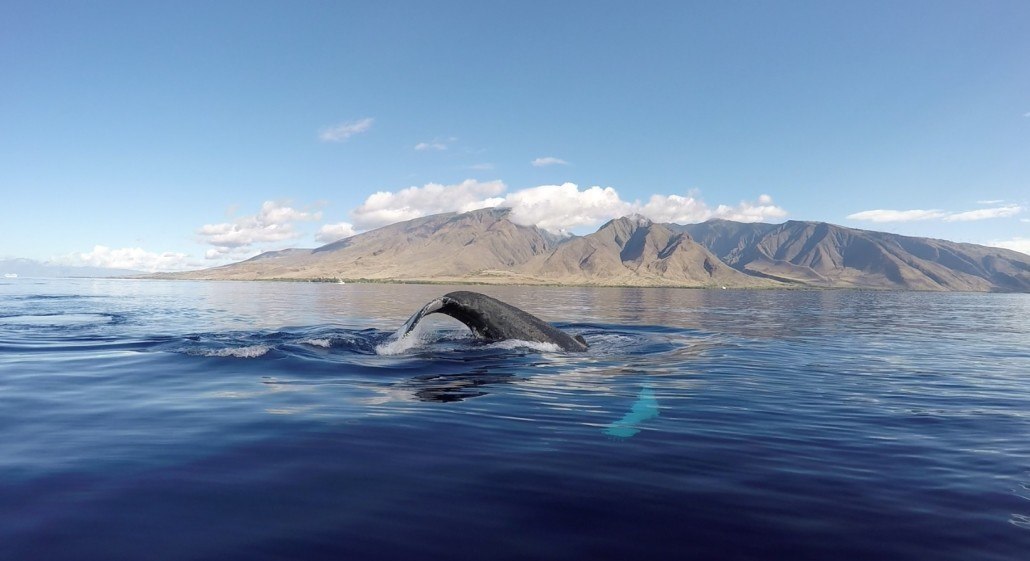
[197,345,271,359]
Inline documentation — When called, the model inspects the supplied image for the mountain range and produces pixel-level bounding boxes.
[157,208,1030,292]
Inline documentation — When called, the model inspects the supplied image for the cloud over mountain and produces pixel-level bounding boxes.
[316,222,358,243]
[846,209,947,222]
[848,205,1023,223]
[344,181,788,234]
[504,183,631,232]
[944,205,1022,222]
[640,193,787,224]
[198,201,322,256]
[350,180,507,230]
[990,237,1030,256]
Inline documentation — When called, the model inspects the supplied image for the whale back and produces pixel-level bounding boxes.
[400,291,588,352]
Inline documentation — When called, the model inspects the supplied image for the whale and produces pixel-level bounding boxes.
[399,291,588,352]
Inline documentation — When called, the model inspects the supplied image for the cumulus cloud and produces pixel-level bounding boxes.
[504,186,785,231]
[345,180,788,234]
[711,194,790,222]
[943,205,1023,222]
[319,117,374,142]
[847,209,948,222]
[531,156,569,167]
[989,237,1030,256]
[505,183,633,232]
[203,246,260,261]
[636,193,787,224]
[198,201,322,253]
[350,179,507,230]
[316,222,358,244]
[69,245,191,272]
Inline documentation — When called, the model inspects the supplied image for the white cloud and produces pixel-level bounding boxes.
[198,201,322,252]
[635,192,786,224]
[848,204,1024,223]
[318,117,374,142]
[69,245,191,272]
[943,205,1023,222]
[635,194,710,223]
[503,185,786,231]
[531,156,569,167]
[344,180,789,234]
[989,237,1030,256]
[977,199,1005,205]
[847,209,948,222]
[203,246,260,261]
[350,179,507,230]
[710,193,790,222]
[415,136,456,151]
[316,222,358,244]
[414,142,446,151]
[504,183,633,232]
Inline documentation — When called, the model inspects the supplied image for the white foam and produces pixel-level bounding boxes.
[486,339,562,353]
[302,338,332,348]
[375,332,423,356]
[204,345,270,358]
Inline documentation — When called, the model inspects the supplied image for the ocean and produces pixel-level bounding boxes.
[1,278,1028,560]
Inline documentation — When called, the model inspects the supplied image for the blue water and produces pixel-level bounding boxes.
[1,279,1028,560]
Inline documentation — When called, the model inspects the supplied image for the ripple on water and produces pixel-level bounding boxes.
[0,313,115,326]
[2,281,1029,561]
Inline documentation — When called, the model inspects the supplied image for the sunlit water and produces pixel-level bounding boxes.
[1,278,1028,560]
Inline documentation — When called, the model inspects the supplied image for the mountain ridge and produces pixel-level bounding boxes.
[154,209,1030,292]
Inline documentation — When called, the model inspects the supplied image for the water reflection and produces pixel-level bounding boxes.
[397,368,515,403]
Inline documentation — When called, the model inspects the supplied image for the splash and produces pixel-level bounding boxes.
[375,323,429,356]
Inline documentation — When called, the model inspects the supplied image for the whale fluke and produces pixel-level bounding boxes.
[400,291,588,352]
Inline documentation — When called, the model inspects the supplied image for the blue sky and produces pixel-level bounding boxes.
[2,1,1028,270]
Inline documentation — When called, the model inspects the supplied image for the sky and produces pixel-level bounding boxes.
[2,0,1029,271]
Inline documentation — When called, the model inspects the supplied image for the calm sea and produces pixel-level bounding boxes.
[1,278,1028,560]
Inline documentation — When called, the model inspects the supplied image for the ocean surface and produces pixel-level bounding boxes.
[1,278,1028,560]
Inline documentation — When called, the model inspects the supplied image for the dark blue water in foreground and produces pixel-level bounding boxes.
[1,279,1028,560]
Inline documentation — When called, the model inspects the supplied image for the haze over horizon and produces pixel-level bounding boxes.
[3,1,1029,272]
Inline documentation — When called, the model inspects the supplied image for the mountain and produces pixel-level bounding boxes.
[162,208,556,282]
[678,220,1030,291]
[159,209,1030,292]
[519,215,770,287]
[0,258,142,278]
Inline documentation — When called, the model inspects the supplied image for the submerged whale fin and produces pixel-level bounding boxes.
[604,386,660,438]
[400,291,588,352]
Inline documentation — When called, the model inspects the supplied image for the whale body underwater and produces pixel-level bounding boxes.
[399,291,589,352]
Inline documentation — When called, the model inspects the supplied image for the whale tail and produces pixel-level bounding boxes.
[397,291,588,352]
